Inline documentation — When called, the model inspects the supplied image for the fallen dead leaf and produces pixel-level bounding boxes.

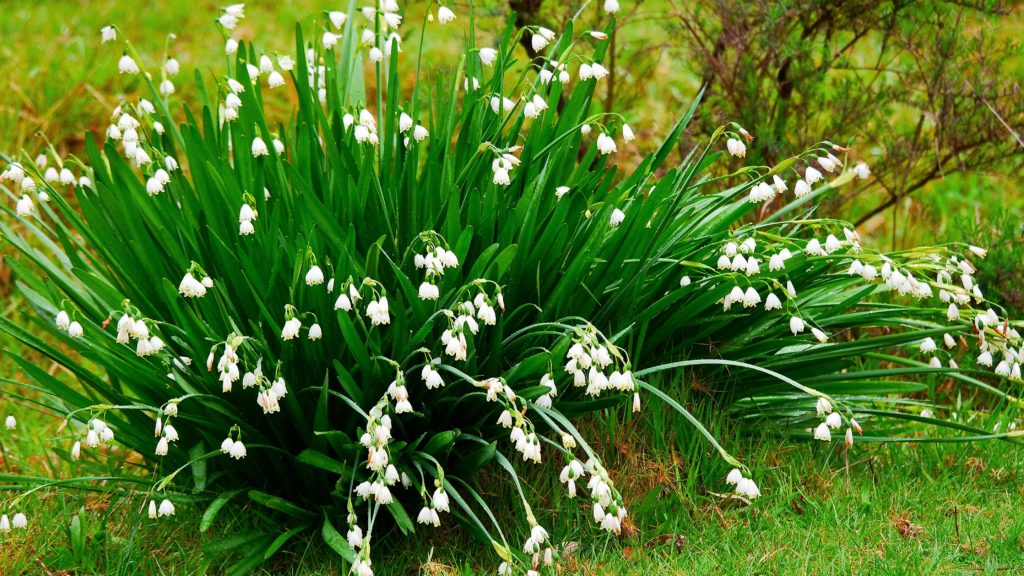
[893,512,923,539]
[647,534,686,552]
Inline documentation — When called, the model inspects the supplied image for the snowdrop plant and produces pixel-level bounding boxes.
[1,2,1021,573]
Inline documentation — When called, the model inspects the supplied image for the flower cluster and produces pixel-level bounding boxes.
[563,326,637,408]
[725,468,761,500]
[810,397,857,446]
[0,512,28,532]
[413,238,459,300]
[355,400,404,506]
[584,458,628,534]
[440,284,503,362]
[491,148,521,186]
[178,267,213,298]
[114,309,166,357]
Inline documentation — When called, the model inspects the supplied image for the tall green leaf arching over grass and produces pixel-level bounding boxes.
[1,3,1021,573]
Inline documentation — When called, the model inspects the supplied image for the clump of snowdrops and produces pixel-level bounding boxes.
[1,1,1021,573]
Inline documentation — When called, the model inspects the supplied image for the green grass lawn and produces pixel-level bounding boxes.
[3,426,1021,574]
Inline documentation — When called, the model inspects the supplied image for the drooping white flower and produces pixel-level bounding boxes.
[805,238,827,256]
[604,0,620,13]
[328,11,347,29]
[68,321,84,338]
[101,26,117,43]
[178,273,207,298]
[941,333,956,349]
[813,422,832,442]
[418,282,440,301]
[366,297,391,326]
[398,113,414,133]
[4,415,15,430]
[267,70,285,88]
[811,327,828,343]
[853,162,871,179]
[920,337,937,354]
[491,166,511,187]
[151,419,173,442]
[422,364,445,389]
[416,506,439,526]
[741,287,761,308]
[622,124,635,143]
[724,137,746,158]
[251,137,269,157]
[305,265,325,286]
[748,182,775,203]
[764,293,782,311]
[118,54,139,75]
[790,316,806,335]
[162,57,180,76]
[744,257,760,276]
[308,323,323,340]
[479,47,497,66]
[735,477,760,499]
[433,5,456,24]
[531,33,549,52]
[344,523,364,550]
[281,317,302,340]
[11,513,26,529]
[825,412,842,429]
[609,208,625,227]
[146,176,164,195]
[274,55,294,73]
[158,499,175,517]
[55,311,71,333]
[596,133,617,155]
[229,440,247,459]
[15,194,34,217]
[489,96,516,115]
[334,293,353,311]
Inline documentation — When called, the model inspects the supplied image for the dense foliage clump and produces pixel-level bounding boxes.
[1,3,1020,573]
